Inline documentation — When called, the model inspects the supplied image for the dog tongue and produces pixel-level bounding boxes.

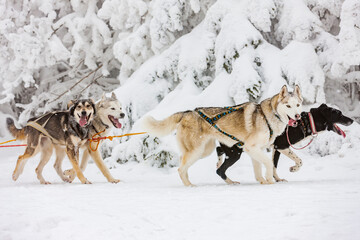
[334,124,346,138]
[79,115,87,127]
[288,118,297,127]
[111,116,122,128]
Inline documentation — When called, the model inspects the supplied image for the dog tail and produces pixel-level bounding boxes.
[6,118,26,140]
[141,112,185,137]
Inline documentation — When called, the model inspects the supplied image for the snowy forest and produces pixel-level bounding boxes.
[0,0,359,167]
[1,1,360,239]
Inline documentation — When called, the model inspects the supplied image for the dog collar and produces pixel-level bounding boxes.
[308,112,318,136]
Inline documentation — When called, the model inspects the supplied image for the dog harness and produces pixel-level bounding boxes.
[196,105,274,148]
[26,113,61,144]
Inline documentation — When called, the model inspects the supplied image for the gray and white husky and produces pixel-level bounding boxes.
[142,86,303,186]
[63,92,125,183]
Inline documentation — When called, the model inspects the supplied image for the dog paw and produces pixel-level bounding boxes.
[290,166,300,172]
[276,178,288,183]
[62,177,73,183]
[63,169,76,177]
[184,183,196,187]
[110,179,120,184]
[12,172,19,181]
[266,179,275,184]
[256,177,266,184]
[225,178,240,185]
[81,179,92,184]
[260,179,275,184]
[40,181,51,185]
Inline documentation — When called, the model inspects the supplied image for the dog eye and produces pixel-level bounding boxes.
[286,105,291,108]
[76,105,81,109]
[297,104,300,107]
[111,107,115,110]
[86,105,91,108]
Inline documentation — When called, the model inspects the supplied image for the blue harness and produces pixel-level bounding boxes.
[196,106,273,148]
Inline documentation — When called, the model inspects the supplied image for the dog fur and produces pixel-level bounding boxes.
[216,103,354,183]
[62,92,125,183]
[142,85,303,186]
[7,99,96,184]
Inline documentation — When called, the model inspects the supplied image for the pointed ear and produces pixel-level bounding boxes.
[67,100,75,109]
[279,85,288,99]
[319,103,327,109]
[89,98,95,105]
[111,92,117,100]
[294,85,303,102]
[101,93,106,101]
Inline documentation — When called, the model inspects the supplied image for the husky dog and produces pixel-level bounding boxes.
[7,99,96,184]
[216,103,354,182]
[142,85,303,186]
[63,92,125,183]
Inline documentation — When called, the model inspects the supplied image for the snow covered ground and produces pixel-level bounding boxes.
[1,128,359,240]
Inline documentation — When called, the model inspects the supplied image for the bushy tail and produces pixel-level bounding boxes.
[6,118,26,140]
[141,112,185,137]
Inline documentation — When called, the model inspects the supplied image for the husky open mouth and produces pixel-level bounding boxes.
[108,115,122,128]
[287,115,297,127]
[333,124,346,138]
[78,113,92,127]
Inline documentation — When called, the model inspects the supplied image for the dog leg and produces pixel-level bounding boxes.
[12,146,36,181]
[63,148,89,182]
[272,150,287,182]
[178,151,200,187]
[89,148,120,183]
[35,139,53,184]
[251,158,266,184]
[278,148,303,172]
[246,147,274,184]
[66,146,91,184]
[216,146,242,185]
[216,148,224,169]
[53,146,71,183]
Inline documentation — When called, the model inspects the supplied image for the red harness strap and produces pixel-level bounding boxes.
[286,112,317,150]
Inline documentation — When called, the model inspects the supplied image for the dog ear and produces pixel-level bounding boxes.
[101,93,106,101]
[279,85,288,99]
[111,92,117,100]
[319,103,327,109]
[294,85,303,102]
[90,100,96,116]
[67,100,75,109]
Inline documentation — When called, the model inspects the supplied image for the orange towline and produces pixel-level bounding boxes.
[89,131,147,151]
[0,139,27,148]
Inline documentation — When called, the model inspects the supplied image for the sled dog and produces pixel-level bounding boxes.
[216,103,354,183]
[7,99,95,184]
[142,85,303,186]
[63,92,125,183]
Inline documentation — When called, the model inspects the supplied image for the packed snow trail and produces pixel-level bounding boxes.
[0,142,359,240]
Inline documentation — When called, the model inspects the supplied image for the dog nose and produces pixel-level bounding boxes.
[120,113,125,118]
[295,114,301,120]
[81,111,87,116]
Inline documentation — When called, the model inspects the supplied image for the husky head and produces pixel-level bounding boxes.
[276,85,303,127]
[97,92,125,129]
[316,103,353,138]
[68,99,96,127]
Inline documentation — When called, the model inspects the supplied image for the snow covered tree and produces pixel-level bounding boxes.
[0,0,358,161]
[0,0,215,126]
[106,0,360,166]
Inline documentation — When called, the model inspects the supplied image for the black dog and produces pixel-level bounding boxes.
[216,104,354,183]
